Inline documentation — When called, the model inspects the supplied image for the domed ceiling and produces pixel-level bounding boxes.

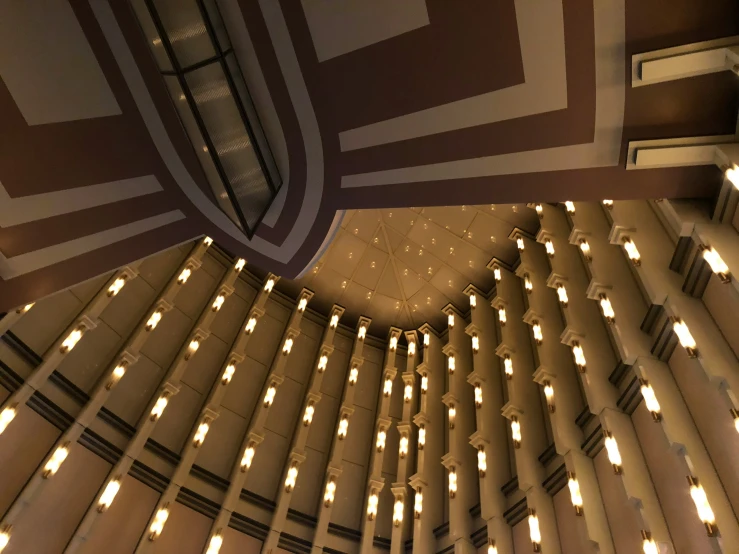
[276,204,539,333]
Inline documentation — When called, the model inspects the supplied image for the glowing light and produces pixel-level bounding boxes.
[206,534,223,554]
[602,199,613,209]
[358,325,367,340]
[564,201,575,214]
[330,314,339,329]
[448,313,455,327]
[557,284,568,306]
[418,425,426,449]
[572,342,586,372]
[528,511,542,548]
[185,338,200,360]
[389,336,398,352]
[688,477,717,535]
[43,445,70,478]
[149,506,169,540]
[448,355,456,374]
[504,355,513,379]
[421,374,428,393]
[338,416,349,439]
[511,417,522,447]
[524,274,533,293]
[399,435,409,458]
[448,405,456,429]
[414,489,423,518]
[599,294,615,323]
[472,334,480,353]
[517,237,525,251]
[298,297,308,313]
[726,165,739,189]
[640,379,661,421]
[235,258,246,271]
[383,377,393,397]
[264,278,275,293]
[642,533,658,554]
[285,464,298,492]
[623,237,641,266]
[245,317,257,335]
[107,361,128,390]
[532,322,543,345]
[487,541,498,554]
[107,276,127,297]
[448,467,457,498]
[393,497,404,527]
[303,403,315,427]
[324,478,336,507]
[470,293,477,308]
[222,361,236,385]
[477,448,487,477]
[177,267,192,285]
[212,295,225,312]
[203,236,213,247]
[264,384,277,407]
[603,431,622,473]
[193,421,210,447]
[499,307,507,325]
[702,246,730,282]
[673,318,697,357]
[404,383,413,403]
[134,314,158,348]
[545,239,555,257]
[535,204,543,217]
[0,529,8,552]
[60,328,84,353]
[367,491,379,520]
[474,384,483,408]
[241,444,255,472]
[282,337,294,356]
[16,302,34,314]
[567,472,583,515]
[494,267,502,281]
[0,407,17,435]
[544,381,555,412]
[376,429,387,452]
[424,332,430,347]
[579,239,592,261]
[150,394,169,421]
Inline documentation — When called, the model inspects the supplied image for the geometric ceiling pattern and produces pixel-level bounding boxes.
[278,204,539,333]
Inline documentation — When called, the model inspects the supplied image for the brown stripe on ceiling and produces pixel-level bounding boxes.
[336,166,725,210]
[314,0,525,133]
[337,0,595,175]
[0,192,174,258]
[0,217,195,313]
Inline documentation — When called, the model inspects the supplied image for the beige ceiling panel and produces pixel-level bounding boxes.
[395,307,414,330]
[482,203,539,231]
[375,262,403,299]
[345,209,381,243]
[199,254,228,280]
[307,393,340,453]
[323,229,367,279]
[136,244,189,292]
[232,277,258,305]
[375,471,397,539]
[66,273,110,306]
[209,292,250,345]
[150,382,203,453]
[283,333,319,385]
[174,266,218,320]
[139,306,193,369]
[181,335,229,395]
[12,287,86,354]
[352,246,389,290]
[429,264,470,307]
[221,356,269,419]
[248,430,289,501]
[154,498,211,553]
[310,266,349,307]
[408,283,451,327]
[98,276,157,338]
[420,205,476,236]
[243,310,287,367]
[289,444,328,517]
[332,333,354,355]
[56,319,123,394]
[330,460,365,530]
[265,297,292,324]
[365,292,403,332]
[104,354,166,426]
[394,260,425,300]
[339,281,372,317]
[383,226,405,253]
[340,209,354,228]
[265,377,303,438]
[194,406,248,480]
[406,216,456,262]
[382,208,417,235]
[465,210,519,260]
[394,237,443,279]
[342,403,375,467]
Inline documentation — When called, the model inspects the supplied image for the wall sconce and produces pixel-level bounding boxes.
[472,334,480,353]
[282,337,293,355]
[107,275,127,297]
[206,533,223,554]
[524,274,533,293]
[414,488,423,519]
[639,379,662,421]
[602,199,613,209]
[241,444,255,472]
[688,476,717,536]
[564,201,575,214]
[572,342,586,372]
[424,332,430,347]
[470,293,477,308]
[567,472,583,515]
[383,377,393,397]
[579,239,592,261]
[264,278,275,293]
[193,420,210,448]
[0,528,9,552]
[303,402,315,426]
[376,429,387,452]
[477,447,487,477]
[557,284,568,306]
[417,426,426,450]
[487,539,498,554]
[0,406,17,435]
[494,266,502,282]
[212,295,225,312]
[448,405,456,429]
[358,325,367,340]
[517,237,525,251]
[731,408,739,434]
[324,478,336,507]
[244,316,257,335]
[330,314,339,329]
[535,204,543,218]
[148,504,170,541]
[603,430,622,474]
[297,297,308,313]
[672,317,698,357]
[545,239,555,258]
[42,444,70,478]
[390,336,398,351]
[222,361,236,385]
[150,393,169,421]
[404,383,413,403]
[528,509,542,552]
[532,322,543,345]
[726,165,739,188]
[511,417,521,448]
[106,360,128,390]
[448,467,457,498]
[146,309,163,331]
[448,355,456,374]
[622,237,641,266]
[543,381,555,412]
[16,302,34,314]
[641,530,658,554]
[399,435,409,459]
[474,384,483,408]
[448,313,455,328]
[284,464,298,492]
[235,258,246,272]
[183,337,200,361]
[701,246,730,283]
[60,327,85,354]
[264,383,277,407]
[498,307,506,326]
[349,366,359,385]
[338,415,349,440]
[393,497,404,527]
[317,354,328,373]
[97,478,121,513]
[203,236,213,247]
[599,294,615,323]
[504,355,513,379]
[367,491,379,521]
[421,373,428,394]
[408,341,416,357]
[177,266,192,285]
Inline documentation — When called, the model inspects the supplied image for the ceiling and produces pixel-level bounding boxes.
[0,0,737,312]
[276,204,538,334]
